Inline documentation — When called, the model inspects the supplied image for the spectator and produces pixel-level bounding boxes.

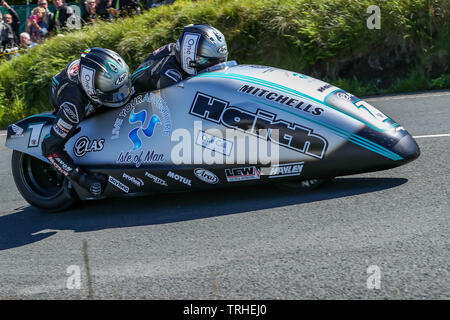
[97,0,118,21]
[26,7,48,43]
[37,0,55,32]
[122,0,141,15]
[96,0,141,21]
[19,32,37,49]
[145,0,175,10]
[52,0,74,33]
[1,1,20,44]
[0,11,14,51]
[82,0,99,25]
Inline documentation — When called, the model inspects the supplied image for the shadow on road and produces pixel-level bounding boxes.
[0,177,407,250]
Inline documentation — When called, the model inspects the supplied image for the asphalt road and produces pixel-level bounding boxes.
[0,90,448,300]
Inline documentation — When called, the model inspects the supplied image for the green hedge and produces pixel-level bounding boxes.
[0,0,449,128]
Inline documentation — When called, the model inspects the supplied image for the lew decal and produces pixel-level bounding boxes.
[189,92,328,159]
[225,166,260,182]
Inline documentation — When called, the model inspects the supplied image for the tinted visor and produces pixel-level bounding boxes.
[196,55,228,72]
[96,79,132,108]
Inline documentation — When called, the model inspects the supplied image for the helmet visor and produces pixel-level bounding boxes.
[196,55,228,72]
[96,79,133,108]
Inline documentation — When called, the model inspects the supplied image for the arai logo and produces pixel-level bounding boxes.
[115,72,127,85]
[194,168,219,184]
[218,45,228,55]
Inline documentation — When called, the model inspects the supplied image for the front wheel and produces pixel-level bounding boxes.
[11,150,80,212]
[277,178,334,192]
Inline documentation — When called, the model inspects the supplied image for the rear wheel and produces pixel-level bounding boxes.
[11,150,79,212]
[277,178,334,192]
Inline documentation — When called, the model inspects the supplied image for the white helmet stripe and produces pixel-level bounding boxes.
[181,32,201,75]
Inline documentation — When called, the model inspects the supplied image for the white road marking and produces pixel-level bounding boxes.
[413,134,450,139]
[366,91,450,101]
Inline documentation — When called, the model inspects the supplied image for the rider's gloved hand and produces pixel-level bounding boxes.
[70,168,107,196]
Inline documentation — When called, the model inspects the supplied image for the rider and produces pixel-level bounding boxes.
[131,23,228,93]
[42,47,133,196]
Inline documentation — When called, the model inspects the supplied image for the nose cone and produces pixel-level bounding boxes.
[392,133,421,165]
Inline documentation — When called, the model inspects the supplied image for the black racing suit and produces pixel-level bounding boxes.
[42,59,105,195]
[131,43,188,93]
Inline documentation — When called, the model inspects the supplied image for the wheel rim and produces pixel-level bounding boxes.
[21,154,65,198]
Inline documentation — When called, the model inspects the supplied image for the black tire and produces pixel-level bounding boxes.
[276,177,334,192]
[11,150,80,212]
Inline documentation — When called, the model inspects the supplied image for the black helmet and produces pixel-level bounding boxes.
[175,24,228,75]
[79,47,133,108]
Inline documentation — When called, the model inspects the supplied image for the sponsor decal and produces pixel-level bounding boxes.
[122,173,144,187]
[53,123,68,138]
[111,93,171,141]
[115,72,128,85]
[261,162,304,178]
[80,65,96,97]
[61,102,80,124]
[336,91,352,101]
[218,45,228,55]
[238,85,323,116]
[194,168,219,184]
[317,84,333,92]
[189,92,328,159]
[249,65,271,70]
[10,124,24,137]
[291,72,308,79]
[111,94,144,140]
[181,33,200,75]
[128,110,161,150]
[116,150,164,168]
[57,118,73,131]
[108,176,129,193]
[73,136,105,157]
[145,92,172,136]
[225,166,260,182]
[164,69,183,83]
[67,60,80,78]
[145,171,168,187]
[47,153,72,176]
[167,171,191,186]
[195,131,233,156]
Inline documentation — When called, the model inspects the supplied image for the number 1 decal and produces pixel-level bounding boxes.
[27,123,45,148]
